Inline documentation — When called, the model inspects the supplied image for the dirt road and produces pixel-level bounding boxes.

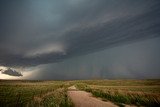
[68,86,118,107]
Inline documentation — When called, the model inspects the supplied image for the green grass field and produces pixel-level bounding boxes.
[0,79,160,107]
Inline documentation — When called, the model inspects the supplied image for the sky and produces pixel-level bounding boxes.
[0,0,160,80]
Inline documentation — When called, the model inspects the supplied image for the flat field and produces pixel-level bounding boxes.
[0,80,73,107]
[0,79,160,107]
[75,79,160,107]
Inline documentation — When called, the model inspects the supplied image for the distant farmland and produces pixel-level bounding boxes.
[0,79,160,107]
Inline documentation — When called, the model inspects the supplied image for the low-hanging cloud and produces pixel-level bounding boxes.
[1,68,22,77]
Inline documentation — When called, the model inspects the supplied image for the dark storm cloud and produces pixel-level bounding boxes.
[30,38,160,80]
[1,68,22,76]
[0,0,160,67]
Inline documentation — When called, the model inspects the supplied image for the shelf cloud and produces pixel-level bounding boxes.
[0,0,160,79]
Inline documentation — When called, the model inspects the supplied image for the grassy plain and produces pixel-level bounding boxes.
[0,80,73,107]
[75,80,160,107]
[0,79,160,107]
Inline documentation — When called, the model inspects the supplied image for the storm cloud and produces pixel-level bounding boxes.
[26,37,160,80]
[1,68,22,77]
[0,0,160,79]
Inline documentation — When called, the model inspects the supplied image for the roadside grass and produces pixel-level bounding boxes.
[0,80,74,107]
[75,80,160,107]
[28,88,74,107]
[90,88,160,107]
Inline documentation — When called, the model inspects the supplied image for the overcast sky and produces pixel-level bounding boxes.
[0,0,160,80]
